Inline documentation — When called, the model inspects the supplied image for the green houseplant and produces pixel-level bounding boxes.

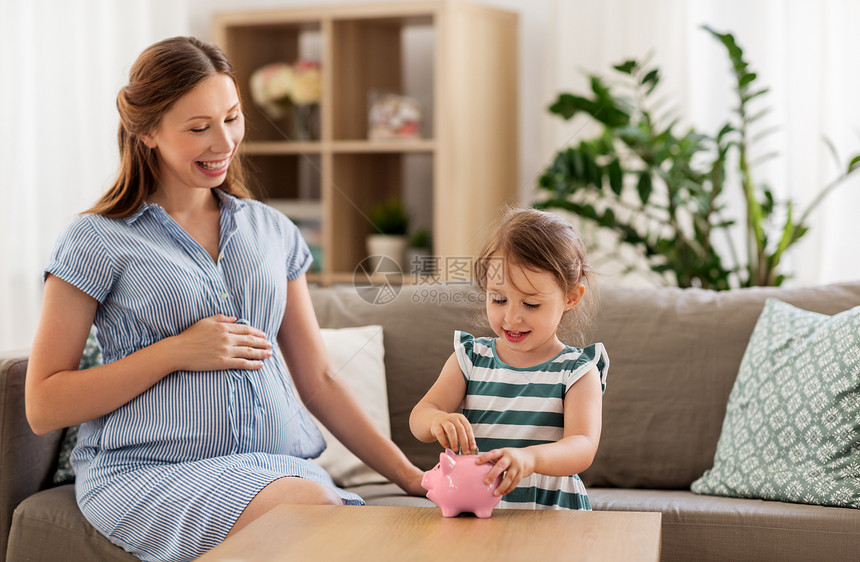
[368,199,409,236]
[537,26,860,290]
[405,228,436,276]
[366,199,410,271]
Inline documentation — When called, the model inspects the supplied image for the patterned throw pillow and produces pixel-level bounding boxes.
[52,326,101,485]
[691,299,860,508]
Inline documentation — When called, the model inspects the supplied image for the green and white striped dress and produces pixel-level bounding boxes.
[455,331,609,510]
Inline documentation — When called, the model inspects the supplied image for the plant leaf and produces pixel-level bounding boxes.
[822,136,841,169]
[637,171,653,204]
[569,148,585,179]
[613,60,638,74]
[608,159,624,195]
[641,68,660,89]
[739,72,757,88]
[548,93,594,120]
[600,207,617,227]
[750,126,781,144]
[584,155,602,190]
[716,123,735,139]
[590,75,613,98]
[749,151,780,167]
[746,107,772,124]
[773,203,800,262]
[616,125,647,143]
[742,87,770,104]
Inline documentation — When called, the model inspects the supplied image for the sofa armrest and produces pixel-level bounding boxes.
[0,352,64,558]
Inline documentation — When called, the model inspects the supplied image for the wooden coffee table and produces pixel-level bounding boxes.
[198,505,661,561]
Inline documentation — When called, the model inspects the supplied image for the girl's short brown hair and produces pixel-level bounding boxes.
[474,206,598,344]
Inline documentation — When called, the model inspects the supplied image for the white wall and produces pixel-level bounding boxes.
[1,0,189,352]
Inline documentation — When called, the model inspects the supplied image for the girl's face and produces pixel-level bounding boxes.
[142,74,244,196]
[486,259,584,367]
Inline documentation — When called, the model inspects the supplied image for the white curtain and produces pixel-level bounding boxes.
[0,0,188,351]
[544,0,860,288]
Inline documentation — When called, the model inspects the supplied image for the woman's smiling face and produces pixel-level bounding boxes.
[142,73,244,194]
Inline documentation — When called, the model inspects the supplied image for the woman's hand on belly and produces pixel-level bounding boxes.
[166,314,272,372]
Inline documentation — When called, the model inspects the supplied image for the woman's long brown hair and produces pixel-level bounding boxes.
[88,36,252,218]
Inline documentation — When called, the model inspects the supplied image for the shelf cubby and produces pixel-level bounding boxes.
[214,1,518,283]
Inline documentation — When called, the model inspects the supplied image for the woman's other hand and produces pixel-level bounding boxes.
[395,464,428,497]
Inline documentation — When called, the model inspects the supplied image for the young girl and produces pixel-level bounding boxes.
[410,207,608,510]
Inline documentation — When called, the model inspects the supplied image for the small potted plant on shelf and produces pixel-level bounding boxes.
[366,199,410,272]
[406,228,435,277]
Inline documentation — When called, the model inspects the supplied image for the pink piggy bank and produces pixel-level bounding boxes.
[422,449,502,518]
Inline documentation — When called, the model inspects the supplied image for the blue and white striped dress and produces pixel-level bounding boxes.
[455,331,609,510]
[45,189,363,562]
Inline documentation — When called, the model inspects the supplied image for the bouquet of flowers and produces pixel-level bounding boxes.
[249,60,322,120]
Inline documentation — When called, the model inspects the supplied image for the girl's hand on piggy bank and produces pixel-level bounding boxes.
[430,412,477,455]
[477,448,536,496]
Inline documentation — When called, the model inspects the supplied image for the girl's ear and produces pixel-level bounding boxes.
[564,283,586,311]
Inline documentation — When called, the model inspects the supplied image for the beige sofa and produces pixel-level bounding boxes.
[3,281,860,561]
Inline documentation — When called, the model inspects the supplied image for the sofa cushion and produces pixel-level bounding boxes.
[309,325,391,487]
[582,281,860,490]
[7,485,135,562]
[53,326,103,485]
[589,488,860,562]
[691,299,860,507]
